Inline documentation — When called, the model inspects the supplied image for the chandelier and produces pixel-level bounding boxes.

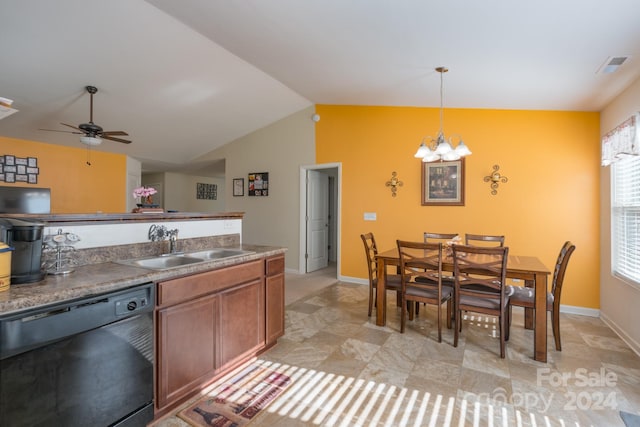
[414,67,472,162]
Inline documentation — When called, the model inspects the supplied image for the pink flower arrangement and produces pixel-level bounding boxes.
[133,186,157,200]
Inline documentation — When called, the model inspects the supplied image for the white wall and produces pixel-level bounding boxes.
[143,172,225,213]
[600,75,640,355]
[194,106,316,271]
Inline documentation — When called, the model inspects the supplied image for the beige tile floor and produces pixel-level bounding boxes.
[154,265,640,426]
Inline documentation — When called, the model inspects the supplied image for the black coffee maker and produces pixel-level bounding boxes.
[0,218,46,284]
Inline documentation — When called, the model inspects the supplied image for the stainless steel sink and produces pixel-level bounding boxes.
[117,248,255,270]
[123,255,204,270]
[187,249,255,260]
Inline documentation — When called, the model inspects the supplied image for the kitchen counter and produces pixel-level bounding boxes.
[0,244,286,316]
[0,211,245,225]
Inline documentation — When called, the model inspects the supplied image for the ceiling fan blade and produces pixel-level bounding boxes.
[102,130,129,136]
[61,122,83,132]
[102,135,132,144]
[39,128,82,134]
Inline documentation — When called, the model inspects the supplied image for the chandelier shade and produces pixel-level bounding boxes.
[415,67,471,162]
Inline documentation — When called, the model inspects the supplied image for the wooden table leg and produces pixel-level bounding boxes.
[375,259,386,326]
[524,279,534,330]
[534,272,548,362]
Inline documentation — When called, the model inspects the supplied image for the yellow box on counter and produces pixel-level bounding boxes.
[0,242,13,292]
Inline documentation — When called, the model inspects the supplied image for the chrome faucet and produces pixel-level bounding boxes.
[148,224,180,254]
[168,229,179,254]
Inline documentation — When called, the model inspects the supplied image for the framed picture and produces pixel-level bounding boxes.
[422,159,465,206]
[196,182,217,200]
[248,172,268,196]
[233,178,244,196]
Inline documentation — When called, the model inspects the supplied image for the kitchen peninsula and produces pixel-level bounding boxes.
[0,212,286,422]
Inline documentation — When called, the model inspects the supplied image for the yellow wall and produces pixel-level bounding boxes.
[316,105,600,309]
[0,136,127,213]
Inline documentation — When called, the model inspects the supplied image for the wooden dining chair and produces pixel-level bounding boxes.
[509,241,576,351]
[361,233,402,317]
[416,232,459,286]
[452,244,510,358]
[397,240,453,342]
[465,233,505,247]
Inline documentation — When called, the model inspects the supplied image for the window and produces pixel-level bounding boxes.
[611,156,640,284]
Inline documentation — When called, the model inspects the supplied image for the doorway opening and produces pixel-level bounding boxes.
[299,163,341,278]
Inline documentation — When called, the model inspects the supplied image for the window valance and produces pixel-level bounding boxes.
[602,113,640,166]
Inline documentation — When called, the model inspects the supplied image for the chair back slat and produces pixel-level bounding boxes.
[360,233,379,284]
[397,240,443,291]
[452,244,509,295]
[551,241,576,299]
[465,233,505,247]
[424,232,459,243]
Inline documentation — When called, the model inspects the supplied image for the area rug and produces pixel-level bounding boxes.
[179,361,292,427]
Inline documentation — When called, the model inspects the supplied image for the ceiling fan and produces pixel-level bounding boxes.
[40,85,131,146]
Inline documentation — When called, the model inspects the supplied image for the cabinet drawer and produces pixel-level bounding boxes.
[266,255,284,276]
[158,260,264,307]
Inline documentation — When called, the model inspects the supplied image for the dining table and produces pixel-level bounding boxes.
[375,248,551,362]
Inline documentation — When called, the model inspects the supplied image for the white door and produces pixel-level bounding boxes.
[306,170,329,272]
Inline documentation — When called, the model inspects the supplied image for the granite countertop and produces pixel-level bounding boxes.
[1,211,245,225]
[0,244,286,317]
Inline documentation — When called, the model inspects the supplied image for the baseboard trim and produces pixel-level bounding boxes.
[339,275,368,286]
[559,304,599,317]
[600,312,640,357]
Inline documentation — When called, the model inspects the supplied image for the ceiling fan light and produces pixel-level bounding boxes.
[80,135,102,146]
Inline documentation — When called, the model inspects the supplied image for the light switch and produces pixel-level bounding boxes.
[364,212,377,221]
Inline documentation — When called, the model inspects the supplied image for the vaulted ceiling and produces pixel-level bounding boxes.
[1,0,639,176]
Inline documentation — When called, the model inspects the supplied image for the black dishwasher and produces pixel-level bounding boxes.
[0,283,154,427]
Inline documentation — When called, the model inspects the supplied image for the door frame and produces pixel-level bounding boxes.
[299,163,342,276]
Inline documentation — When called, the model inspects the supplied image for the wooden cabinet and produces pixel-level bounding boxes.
[155,260,263,414]
[154,255,285,417]
[156,294,217,409]
[265,255,285,346]
[219,278,264,367]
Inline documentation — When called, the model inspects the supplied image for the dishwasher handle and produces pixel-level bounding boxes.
[0,283,154,360]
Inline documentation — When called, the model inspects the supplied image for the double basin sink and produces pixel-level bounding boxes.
[118,248,255,271]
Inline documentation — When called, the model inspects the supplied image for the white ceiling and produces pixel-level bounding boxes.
[1,0,639,176]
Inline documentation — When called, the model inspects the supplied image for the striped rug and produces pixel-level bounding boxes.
[179,361,292,427]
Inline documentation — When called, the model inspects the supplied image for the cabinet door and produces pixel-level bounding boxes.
[266,273,285,345]
[219,279,264,368]
[157,294,217,409]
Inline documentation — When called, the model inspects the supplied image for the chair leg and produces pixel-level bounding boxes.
[368,285,374,317]
[552,306,562,351]
[454,309,460,347]
[437,303,442,343]
[408,299,415,321]
[446,299,452,329]
[499,315,506,358]
[400,295,406,333]
[505,308,510,342]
